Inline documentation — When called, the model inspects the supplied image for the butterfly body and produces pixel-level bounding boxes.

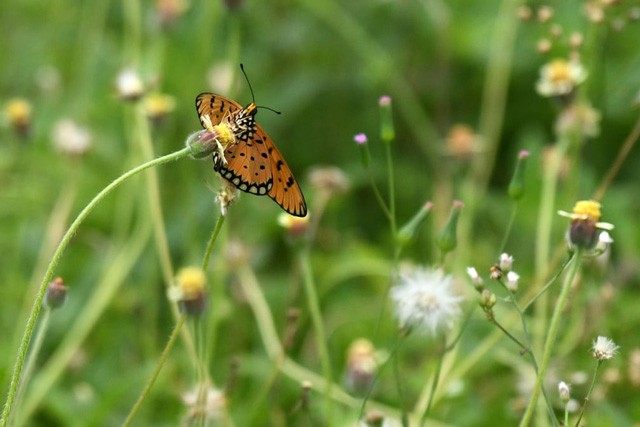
[196,93,307,217]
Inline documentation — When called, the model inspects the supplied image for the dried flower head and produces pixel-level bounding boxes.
[216,179,240,217]
[592,336,619,361]
[390,266,463,336]
[308,166,350,196]
[182,385,226,423]
[536,59,587,98]
[53,119,92,157]
[556,102,601,139]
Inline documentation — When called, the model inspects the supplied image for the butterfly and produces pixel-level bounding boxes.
[195,93,307,217]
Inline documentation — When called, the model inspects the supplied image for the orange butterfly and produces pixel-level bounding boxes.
[195,92,307,217]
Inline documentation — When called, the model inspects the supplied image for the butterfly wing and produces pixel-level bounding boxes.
[216,124,307,217]
[195,93,243,127]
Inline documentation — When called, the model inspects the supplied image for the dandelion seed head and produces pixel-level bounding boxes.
[390,266,462,336]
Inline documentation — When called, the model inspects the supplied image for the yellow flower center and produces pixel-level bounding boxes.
[5,98,32,123]
[572,200,601,221]
[548,59,572,83]
[213,122,235,148]
[176,267,206,300]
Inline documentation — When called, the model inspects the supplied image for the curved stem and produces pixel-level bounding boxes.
[202,215,226,272]
[123,316,185,426]
[0,147,191,426]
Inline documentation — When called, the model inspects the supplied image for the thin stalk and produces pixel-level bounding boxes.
[499,203,518,254]
[123,316,186,426]
[9,309,51,426]
[298,249,334,426]
[202,215,226,272]
[574,360,602,427]
[419,336,446,426]
[519,251,581,427]
[0,147,191,426]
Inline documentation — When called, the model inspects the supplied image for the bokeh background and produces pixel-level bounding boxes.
[2,0,640,425]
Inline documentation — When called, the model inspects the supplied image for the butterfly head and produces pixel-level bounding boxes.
[243,102,258,117]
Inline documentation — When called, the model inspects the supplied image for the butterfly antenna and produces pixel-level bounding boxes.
[239,63,256,105]
[240,63,282,115]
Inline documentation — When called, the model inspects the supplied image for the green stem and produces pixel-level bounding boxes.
[9,309,51,426]
[298,249,334,426]
[574,360,602,427]
[202,215,226,272]
[420,336,446,426]
[0,147,191,427]
[499,203,518,254]
[123,316,186,426]
[519,251,581,427]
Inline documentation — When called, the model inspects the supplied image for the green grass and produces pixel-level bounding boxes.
[2,0,640,425]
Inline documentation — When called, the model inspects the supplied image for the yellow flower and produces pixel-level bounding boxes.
[143,93,175,121]
[558,200,614,251]
[175,267,206,300]
[4,98,32,136]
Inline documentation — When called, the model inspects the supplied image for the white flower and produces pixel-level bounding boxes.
[116,67,144,100]
[390,266,463,336]
[506,271,520,292]
[592,336,619,361]
[499,253,513,271]
[536,59,587,97]
[558,381,570,403]
[53,119,92,156]
[466,267,483,287]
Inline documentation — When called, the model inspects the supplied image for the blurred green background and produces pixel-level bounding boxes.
[2,0,640,425]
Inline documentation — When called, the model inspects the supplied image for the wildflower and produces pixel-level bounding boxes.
[344,338,377,394]
[445,124,482,158]
[517,5,532,20]
[116,67,145,101]
[558,200,614,251]
[169,267,207,315]
[569,32,584,49]
[277,211,310,238]
[550,24,563,38]
[592,336,619,361]
[53,119,92,157]
[436,200,463,256]
[4,98,32,137]
[558,381,571,403]
[556,102,601,139]
[584,1,605,23]
[499,253,514,271]
[207,62,234,95]
[537,5,554,22]
[44,277,68,309]
[390,266,463,336]
[354,133,368,145]
[466,267,484,290]
[143,92,175,123]
[308,166,350,197]
[536,38,552,54]
[182,385,226,423]
[506,271,520,292]
[155,0,188,28]
[536,58,587,98]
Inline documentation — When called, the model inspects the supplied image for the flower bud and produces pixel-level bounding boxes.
[354,133,370,168]
[436,200,463,255]
[378,96,395,144]
[508,150,530,201]
[480,289,496,309]
[45,277,68,309]
[558,381,571,403]
[397,201,433,247]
